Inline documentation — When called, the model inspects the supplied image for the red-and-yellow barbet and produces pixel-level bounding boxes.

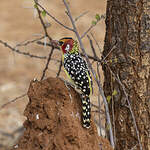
[57,37,93,128]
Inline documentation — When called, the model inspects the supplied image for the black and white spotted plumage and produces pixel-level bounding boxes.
[64,53,92,128]
[58,37,93,128]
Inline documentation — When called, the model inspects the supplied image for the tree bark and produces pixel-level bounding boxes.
[102,0,150,150]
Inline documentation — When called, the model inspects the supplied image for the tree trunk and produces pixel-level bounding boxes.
[102,0,150,150]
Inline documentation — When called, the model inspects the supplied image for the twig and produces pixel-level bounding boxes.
[0,93,27,111]
[34,1,74,32]
[110,71,116,146]
[0,126,24,139]
[15,36,45,48]
[35,1,59,80]
[90,32,102,54]
[0,40,46,59]
[81,53,101,62]
[97,62,103,136]
[116,74,143,150]
[81,24,94,39]
[13,126,25,134]
[101,42,117,63]
[98,93,102,136]
[109,68,143,150]
[0,130,14,138]
[41,47,54,80]
[37,41,60,50]
[34,1,52,41]
[74,11,89,22]
[81,14,105,39]
[62,0,114,148]
[87,34,98,58]
[56,59,63,77]
[64,81,73,102]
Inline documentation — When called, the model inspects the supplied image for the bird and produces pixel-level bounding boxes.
[57,37,93,128]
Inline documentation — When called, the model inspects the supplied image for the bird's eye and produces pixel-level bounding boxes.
[65,44,70,51]
[59,41,64,46]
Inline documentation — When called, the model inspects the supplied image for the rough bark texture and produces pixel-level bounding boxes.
[11,77,113,150]
[103,0,150,150]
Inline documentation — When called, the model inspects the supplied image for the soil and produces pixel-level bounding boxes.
[11,77,113,150]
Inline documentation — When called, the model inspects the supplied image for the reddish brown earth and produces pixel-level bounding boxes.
[11,77,113,150]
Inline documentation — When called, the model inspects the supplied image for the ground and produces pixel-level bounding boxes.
[0,0,106,149]
[11,77,113,150]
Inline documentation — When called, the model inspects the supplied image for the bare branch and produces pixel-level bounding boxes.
[96,62,105,136]
[87,34,98,58]
[81,54,101,62]
[41,47,55,80]
[110,72,116,146]
[34,2,52,41]
[116,74,143,150]
[81,24,94,39]
[37,41,60,50]
[35,1,60,80]
[98,93,103,136]
[74,11,89,22]
[101,42,117,63]
[56,60,63,77]
[81,14,105,39]
[0,40,46,59]
[0,130,14,138]
[90,32,102,54]
[109,67,143,150]
[15,36,45,48]
[0,93,27,111]
[34,0,74,32]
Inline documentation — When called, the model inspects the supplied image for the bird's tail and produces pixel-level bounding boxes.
[81,95,91,128]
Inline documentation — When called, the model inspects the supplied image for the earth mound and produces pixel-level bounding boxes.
[11,77,113,150]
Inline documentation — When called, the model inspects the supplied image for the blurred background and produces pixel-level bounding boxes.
[0,0,106,149]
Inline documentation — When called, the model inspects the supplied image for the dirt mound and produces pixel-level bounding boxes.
[11,77,112,150]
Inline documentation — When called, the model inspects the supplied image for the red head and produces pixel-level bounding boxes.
[58,37,74,54]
